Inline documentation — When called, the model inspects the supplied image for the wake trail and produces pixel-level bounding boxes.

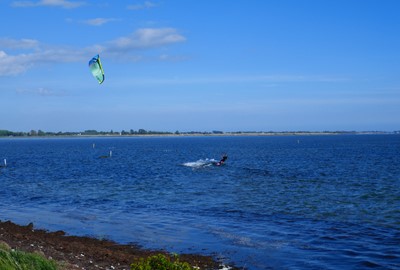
[183,159,218,169]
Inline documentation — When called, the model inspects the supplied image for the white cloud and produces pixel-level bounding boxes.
[16,87,67,96]
[0,28,186,76]
[0,51,33,75]
[107,28,186,51]
[127,1,156,10]
[83,18,119,26]
[158,54,188,62]
[0,46,85,76]
[11,0,85,8]
[0,38,39,50]
[113,75,344,85]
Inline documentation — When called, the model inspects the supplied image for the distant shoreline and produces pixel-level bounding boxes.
[0,130,399,138]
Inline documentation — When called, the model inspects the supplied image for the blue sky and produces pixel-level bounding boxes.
[1,0,399,132]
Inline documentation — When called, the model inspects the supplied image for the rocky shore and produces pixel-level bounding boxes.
[0,220,232,270]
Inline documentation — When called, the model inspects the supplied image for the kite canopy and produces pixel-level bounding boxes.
[88,54,105,84]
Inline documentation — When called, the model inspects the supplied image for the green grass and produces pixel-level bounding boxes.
[0,242,202,270]
[131,254,195,270]
[0,241,58,270]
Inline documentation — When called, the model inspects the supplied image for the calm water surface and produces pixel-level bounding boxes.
[0,135,399,269]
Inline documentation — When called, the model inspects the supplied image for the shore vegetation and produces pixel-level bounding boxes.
[130,254,194,270]
[0,241,58,270]
[0,221,225,270]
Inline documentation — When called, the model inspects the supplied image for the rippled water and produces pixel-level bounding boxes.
[1,135,399,269]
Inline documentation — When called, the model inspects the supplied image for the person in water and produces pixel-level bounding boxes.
[216,154,228,166]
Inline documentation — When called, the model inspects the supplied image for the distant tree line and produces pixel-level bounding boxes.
[0,129,80,137]
[0,129,227,137]
[0,129,398,137]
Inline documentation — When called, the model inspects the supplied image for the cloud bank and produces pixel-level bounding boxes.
[0,27,186,76]
[11,0,85,9]
[0,38,40,50]
[127,1,157,10]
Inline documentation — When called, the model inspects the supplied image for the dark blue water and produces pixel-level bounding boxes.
[1,135,399,269]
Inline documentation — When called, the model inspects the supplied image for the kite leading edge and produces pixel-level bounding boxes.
[88,54,105,84]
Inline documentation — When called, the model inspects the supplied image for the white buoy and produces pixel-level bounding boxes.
[3,159,6,167]
[109,150,112,157]
[93,143,96,149]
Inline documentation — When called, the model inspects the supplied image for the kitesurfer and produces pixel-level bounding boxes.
[216,154,228,166]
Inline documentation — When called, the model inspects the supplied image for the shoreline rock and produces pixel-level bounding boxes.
[0,220,233,270]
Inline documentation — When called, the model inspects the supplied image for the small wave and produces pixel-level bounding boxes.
[212,229,257,247]
[183,159,217,168]
[209,228,272,249]
[359,260,382,268]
